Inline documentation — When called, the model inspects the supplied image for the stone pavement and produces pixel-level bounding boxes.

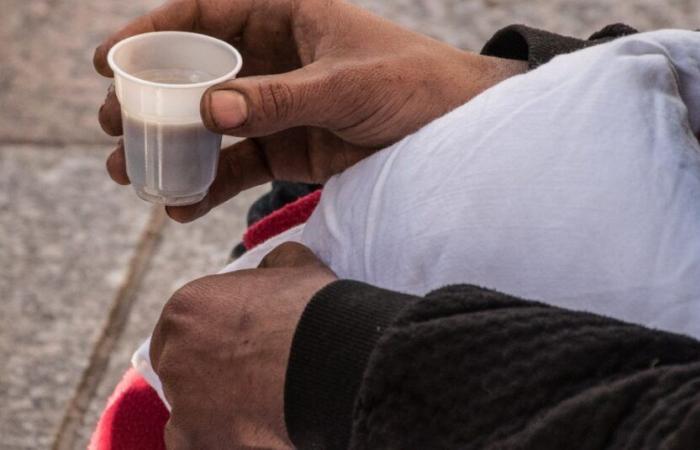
[2,0,700,449]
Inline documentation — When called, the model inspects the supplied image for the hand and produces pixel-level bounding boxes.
[150,242,337,449]
[95,0,527,222]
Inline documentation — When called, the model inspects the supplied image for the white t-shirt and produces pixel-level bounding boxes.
[135,30,700,406]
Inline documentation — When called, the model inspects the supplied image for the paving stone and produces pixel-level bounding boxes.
[71,185,267,449]
[0,0,162,144]
[0,144,151,449]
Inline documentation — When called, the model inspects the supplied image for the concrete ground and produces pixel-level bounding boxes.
[2,0,699,449]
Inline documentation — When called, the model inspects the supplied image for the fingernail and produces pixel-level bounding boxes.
[209,90,248,129]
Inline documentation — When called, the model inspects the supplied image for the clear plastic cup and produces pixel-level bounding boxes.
[107,32,242,206]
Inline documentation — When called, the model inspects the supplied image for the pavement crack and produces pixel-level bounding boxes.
[51,206,168,450]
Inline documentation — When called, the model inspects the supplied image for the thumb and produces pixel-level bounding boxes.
[258,242,324,269]
[201,64,337,136]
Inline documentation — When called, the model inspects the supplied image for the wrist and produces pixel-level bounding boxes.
[458,50,528,98]
[284,280,419,449]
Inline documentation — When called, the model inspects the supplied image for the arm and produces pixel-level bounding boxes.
[149,241,700,449]
[287,281,700,450]
[238,22,641,235]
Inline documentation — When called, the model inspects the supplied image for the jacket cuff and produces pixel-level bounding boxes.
[284,280,418,450]
[481,23,637,69]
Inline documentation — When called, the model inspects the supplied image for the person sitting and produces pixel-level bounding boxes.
[93,1,700,448]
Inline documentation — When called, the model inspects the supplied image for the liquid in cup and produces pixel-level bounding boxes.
[123,69,221,206]
[107,32,242,205]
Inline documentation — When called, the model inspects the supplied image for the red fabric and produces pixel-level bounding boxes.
[243,189,322,250]
[90,190,322,449]
[88,369,169,450]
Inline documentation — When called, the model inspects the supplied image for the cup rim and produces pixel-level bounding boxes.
[107,31,243,89]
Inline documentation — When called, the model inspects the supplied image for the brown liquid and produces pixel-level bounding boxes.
[123,114,221,201]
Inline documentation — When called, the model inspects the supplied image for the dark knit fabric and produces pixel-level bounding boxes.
[282,24,700,449]
[587,23,638,41]
[481,23,638,69]
[285,281,419,450]
[286,283,700,450]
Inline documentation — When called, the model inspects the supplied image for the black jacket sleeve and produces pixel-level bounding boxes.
[284,25,700,450]
[285,281,700,450]
[481,23,638,69]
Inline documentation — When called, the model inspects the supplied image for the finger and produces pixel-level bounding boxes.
[98,85,123,136]
[164,417,197,450]
[258,242,322,268]
[165,138,273,223]
[93,0,262,77]
[201,63,339,137]
[106,140,130,185]
[165,413,228,450]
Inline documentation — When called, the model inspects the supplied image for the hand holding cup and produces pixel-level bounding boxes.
[107,32,242,205]
[95,0,527,220]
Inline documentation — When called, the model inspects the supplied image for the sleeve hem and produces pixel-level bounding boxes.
[481,23,637,69]
[481,24,587,69]
[284,280,418,450]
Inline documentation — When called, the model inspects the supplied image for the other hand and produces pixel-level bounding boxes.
[150,242,337,449]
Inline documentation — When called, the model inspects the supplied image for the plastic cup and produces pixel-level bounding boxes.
[107,32,242,206]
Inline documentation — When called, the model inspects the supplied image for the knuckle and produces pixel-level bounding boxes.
[153,283,208,374]
[260,245,282,265]
[256,80,296,122]
[164,277,214,319]
[258,252,275,268]
[268,241,300,261]
[155,276,222,359]
[325,64,363,97]
[259,243,289,267]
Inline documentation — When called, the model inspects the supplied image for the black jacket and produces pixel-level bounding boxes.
[282,25,700,450]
